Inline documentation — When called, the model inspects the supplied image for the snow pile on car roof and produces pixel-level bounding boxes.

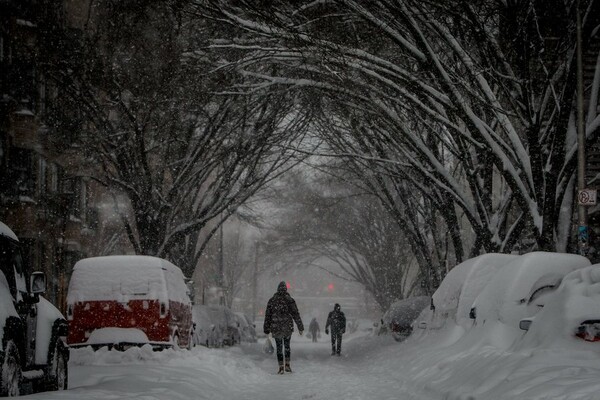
[67,255,190,304]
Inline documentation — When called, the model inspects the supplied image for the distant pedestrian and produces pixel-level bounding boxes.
[325,303,346,356]
[308,317,320,342]
[263,281,304,374]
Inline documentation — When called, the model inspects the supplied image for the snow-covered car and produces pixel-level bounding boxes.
[206,305,240,346]
[416,254,518,332]
[235,312,257,343]
[518,264,600,347]
[469,252,590,347]
[192,305,222,347]
[66,255,193,350]
[0,222,69,396]
[380,296,430,341]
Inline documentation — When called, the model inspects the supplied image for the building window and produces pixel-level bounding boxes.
[11,147,35,197]
[49,163,58,192]
[38,157,47,196]
[38,72,46,116]
[80,179,88,220]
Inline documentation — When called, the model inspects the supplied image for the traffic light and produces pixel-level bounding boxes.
[327,283,334,292]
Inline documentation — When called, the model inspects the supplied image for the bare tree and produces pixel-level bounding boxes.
[262,169,421,311]
[43,0,312,275]
[195,0,600,258]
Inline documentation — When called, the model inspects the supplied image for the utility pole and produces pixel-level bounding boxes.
[252,242,259,321]
[219,219,225,305]
[576,0,589,256]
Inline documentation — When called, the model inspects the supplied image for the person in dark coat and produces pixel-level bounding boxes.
[325,303,346,356]
[308,317,320,343]
[263,281,304,374]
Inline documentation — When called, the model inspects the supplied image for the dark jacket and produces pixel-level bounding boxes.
[264,285,304,338]
[326,304,346,334]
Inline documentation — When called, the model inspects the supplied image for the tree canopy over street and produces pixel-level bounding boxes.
[35,0,600,296]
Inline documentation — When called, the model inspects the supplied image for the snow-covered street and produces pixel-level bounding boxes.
[22,325,600,400]
[25,333,414,400]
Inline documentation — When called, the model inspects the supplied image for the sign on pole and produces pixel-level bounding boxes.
[578,189,597,206]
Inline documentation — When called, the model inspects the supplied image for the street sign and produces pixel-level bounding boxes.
[578,189,597,206]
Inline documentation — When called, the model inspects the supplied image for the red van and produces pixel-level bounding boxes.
[66,255,193,350]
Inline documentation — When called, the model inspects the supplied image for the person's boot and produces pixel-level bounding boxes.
[285,362,292,373]
[277,364,285,374]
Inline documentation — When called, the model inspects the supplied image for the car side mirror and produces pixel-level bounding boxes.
[30,272,46,294]
[519,319,532,331]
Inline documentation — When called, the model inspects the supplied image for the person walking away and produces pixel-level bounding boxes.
[308,317,320,343]
[325,303,346,356]
[263,281,304,374]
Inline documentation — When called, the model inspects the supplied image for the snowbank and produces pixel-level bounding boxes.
[86,328,149,346]
[399,253,600,399]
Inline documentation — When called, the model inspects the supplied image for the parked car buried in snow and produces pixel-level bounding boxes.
[66,255,193,350]
[0,222,69,396]
[206,305,241,346]
[469,252,590,348]
[235,312,257,343]
[380,296,430,341]
[518,265,600,346]
[414,253,519,332]
[192,305,222,348]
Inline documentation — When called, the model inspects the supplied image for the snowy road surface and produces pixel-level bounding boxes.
[25,333,417,400]
[22,329,600,400]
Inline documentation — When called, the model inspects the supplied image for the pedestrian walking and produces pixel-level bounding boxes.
[263,281,304,374]
[325,303,346,356]
[308,317,320,343]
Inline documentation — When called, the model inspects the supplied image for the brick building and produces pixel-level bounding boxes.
[0,0,130,311]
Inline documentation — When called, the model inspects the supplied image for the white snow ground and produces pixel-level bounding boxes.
[23,327,600,400]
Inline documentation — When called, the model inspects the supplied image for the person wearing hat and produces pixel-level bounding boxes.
[325,303,346,356]
[263,281,304,374]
